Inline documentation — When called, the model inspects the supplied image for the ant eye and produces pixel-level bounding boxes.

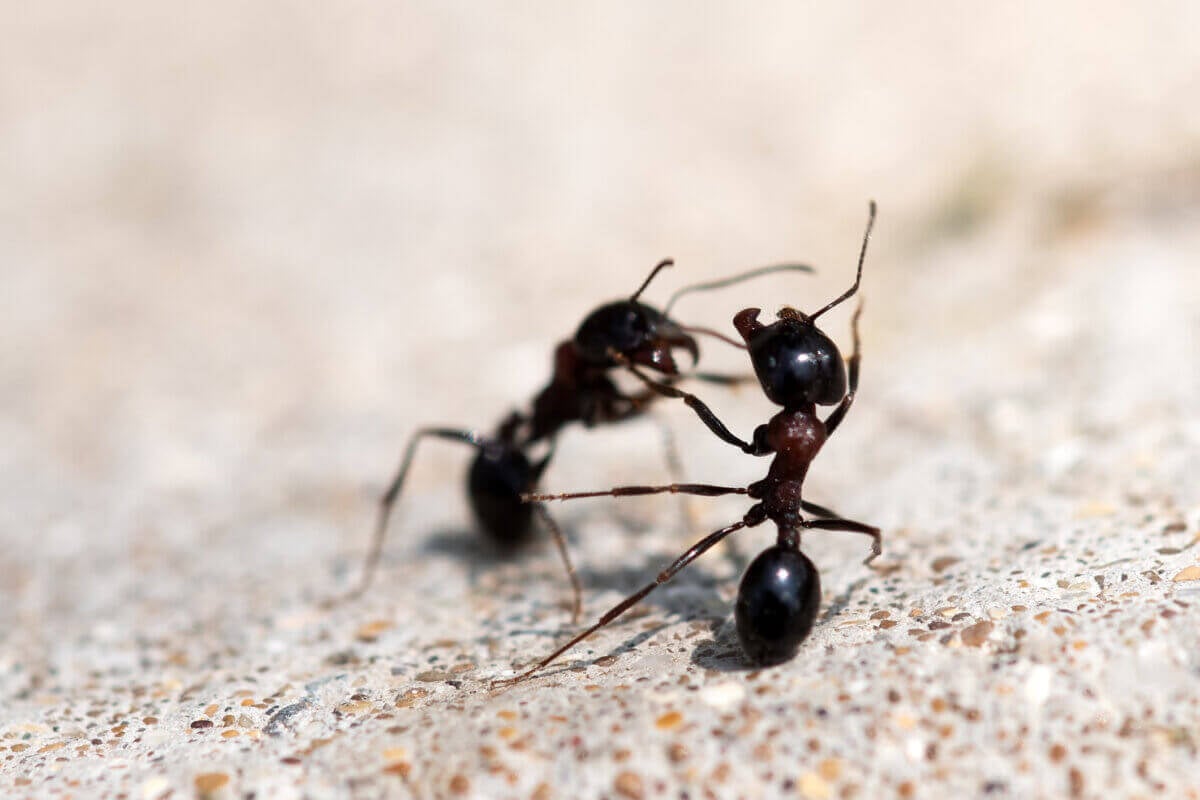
[744,320,846,407]
[573,302,651,364]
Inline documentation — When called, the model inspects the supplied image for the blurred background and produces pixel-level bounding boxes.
[2,2,1200,794]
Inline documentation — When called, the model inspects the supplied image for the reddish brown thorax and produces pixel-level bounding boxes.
[751,407,828,531]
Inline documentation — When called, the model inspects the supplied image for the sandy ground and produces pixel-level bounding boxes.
[3,4,1200,798]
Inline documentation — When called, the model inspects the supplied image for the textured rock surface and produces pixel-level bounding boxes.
[3,4,1199,798]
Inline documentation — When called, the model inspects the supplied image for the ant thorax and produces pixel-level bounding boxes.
[749,405,828,529]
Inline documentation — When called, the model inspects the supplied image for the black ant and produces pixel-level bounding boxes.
[341,259,815,619]
[507,202,881,680]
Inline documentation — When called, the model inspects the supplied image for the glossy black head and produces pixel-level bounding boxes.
[467,444,546,549]
[729,200,877,409]
[573,300,698,375]
[735,545,821,666]
[733,308,846,407]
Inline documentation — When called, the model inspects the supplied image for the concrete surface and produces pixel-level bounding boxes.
[3,4,1200,799]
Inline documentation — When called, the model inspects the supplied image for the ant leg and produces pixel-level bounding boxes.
[495,506,768,685]
[801,515,883,567]
[800,499,842,519]
[607,350,760,455]
[822,301,863,437]
[524,482,747,504]
[687,371,759,388]
[532,503,583,623]
[338,427,486,603]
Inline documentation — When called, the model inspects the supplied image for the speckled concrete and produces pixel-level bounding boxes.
[3,4,1200,799]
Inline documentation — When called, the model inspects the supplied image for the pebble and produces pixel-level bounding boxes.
[699,682,745,709]
[961,621,994,647]
[655,711,683,730]
[1171,565,1200,582]
[356,620,394,642]
[614,771,644,799]
[194,772,229,795]
[798,771,831,799]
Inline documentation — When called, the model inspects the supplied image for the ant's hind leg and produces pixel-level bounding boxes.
[801,514,883,567]
[337,427,486,604]
[532,503,583,623]
[495,507,767,686]
[800,499,843,519]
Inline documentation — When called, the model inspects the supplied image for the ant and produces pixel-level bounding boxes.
[341,259,815,619]
[507,202,881,681]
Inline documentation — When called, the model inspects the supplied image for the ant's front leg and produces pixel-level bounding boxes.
[686,371,759,388]
[606,349,765,456]
[822,302,863,437]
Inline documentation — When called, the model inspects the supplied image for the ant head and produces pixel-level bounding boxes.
[573,301,698,374]
[572,259,698,374]
[731,201,876,409]
[733,308,846,407]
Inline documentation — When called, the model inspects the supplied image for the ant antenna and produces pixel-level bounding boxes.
[663,263,815,315]
[810,200,876,323]
[679,324,747,350]
[630,259,674,303]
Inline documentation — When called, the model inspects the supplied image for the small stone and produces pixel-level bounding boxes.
[799,771,831,799]
[817,757,842,780]
[1171,565,1200,582]
[194,772,229,795]
[140,777,169,799]
[337,700,374,714]
[356,619,393,642]
[699,682,744,709]
[961,621,994,646]
[396,688,430,708]
[614,771,644,799]
[655,710,683,730]
[190,720,214,730]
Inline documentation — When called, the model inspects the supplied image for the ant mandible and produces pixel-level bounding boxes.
[509,202,881,679]
[341,259,816,619]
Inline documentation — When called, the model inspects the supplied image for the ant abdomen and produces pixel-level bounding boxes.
[467,445,541,548]
[735,545,821,665]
